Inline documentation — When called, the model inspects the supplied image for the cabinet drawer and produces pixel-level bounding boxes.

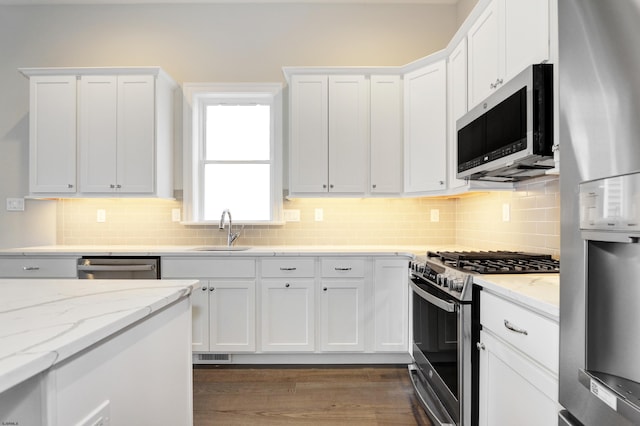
[481,291,559,374]
[321,258,365,277]
[0,257,78,278]
[162,257,255,278]
[261,258,315,277]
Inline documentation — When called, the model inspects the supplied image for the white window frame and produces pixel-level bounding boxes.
[182,83,283,224]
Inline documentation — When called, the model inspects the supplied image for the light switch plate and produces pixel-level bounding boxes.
[315,208,324,222]
[97,209,106,223]
[6,198,25,211]
[430,209,440,222]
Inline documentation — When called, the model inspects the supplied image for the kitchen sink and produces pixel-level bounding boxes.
[190,246,251,251]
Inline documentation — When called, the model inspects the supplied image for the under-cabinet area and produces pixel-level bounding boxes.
[161,255,410,364]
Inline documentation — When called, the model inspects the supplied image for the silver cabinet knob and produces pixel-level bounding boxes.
[285,283,290,288]
[23,266,40,271]
[201,286,207,291]
[476,342,485,351]
[68,183,74,188]
[209,287,215,291]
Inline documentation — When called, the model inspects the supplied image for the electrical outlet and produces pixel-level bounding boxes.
[6,198,25,211]
[502,203,511,222]
[171,208,181,222]
[315,208,324,222]
[283,209,300,222]
[430,209,440,222]
[97,209,106,223]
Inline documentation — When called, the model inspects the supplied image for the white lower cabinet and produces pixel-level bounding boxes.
[319,258,366,352]
[208,280,256,352]
[162,257,256,353]
[0,257,78,278]
[478,290,560,426]
[163,255,410,359]
[373,258,409,352]
[261,278,315,352]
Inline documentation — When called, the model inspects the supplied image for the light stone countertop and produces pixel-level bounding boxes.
[0,245,423,258]
[0,279,198,395]
[473,273,559,320]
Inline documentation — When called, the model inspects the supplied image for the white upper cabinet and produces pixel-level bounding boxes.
[328,75,369,193]
[289,74,368,195]
[28,76,77,194]
[468,0,550,109]
[289,74,329,194]
[447,38,469,190]
[404,59,447,193]
[370,75,403,194]
[79,75,156,194]
[21,67,176,198]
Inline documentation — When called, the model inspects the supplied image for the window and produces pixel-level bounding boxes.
[183,83,283,224]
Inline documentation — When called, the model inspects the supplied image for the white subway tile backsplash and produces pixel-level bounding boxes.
[56,176,559,256]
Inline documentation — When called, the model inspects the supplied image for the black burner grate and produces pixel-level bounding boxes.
[427,251,559,274]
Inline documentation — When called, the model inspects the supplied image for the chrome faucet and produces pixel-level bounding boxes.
[219,209,240,246]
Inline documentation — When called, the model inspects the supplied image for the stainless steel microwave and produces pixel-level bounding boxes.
[456,63,555,182]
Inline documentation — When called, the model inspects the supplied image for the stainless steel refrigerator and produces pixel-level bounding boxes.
[559,0,640,425]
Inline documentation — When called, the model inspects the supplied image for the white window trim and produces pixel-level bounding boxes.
[182,82,283,224]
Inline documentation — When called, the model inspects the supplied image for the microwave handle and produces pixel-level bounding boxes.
[581,231,640,244]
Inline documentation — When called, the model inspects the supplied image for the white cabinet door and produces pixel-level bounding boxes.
[191,280,210,352]
[447,38,469,190]
[370,75,403,194]
[80,75,156,194]
[502,0,550,82]
[373,259,409,352]
[116,75,155,193]
[261,279,315,352]
[289,75,329,193]
[319,279,365,352]
[468,0,550,109]
[79,75,118,193]
[289,74,368,195]
[28,76,77,194]
[478,331,559,426]
[468,0,501,108]
[209,280,256,352]
[404,60,447,193]
[328,75,369,193]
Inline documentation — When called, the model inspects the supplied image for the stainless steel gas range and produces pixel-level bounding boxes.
[408,251,560,426]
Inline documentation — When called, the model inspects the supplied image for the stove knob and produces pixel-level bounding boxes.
[450,277,464,292]
[437,274,449,287]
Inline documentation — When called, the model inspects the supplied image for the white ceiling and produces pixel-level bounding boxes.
[1,0,457,4]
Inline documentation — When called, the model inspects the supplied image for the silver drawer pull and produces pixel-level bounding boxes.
[23,266,40,271]
[334,267,352,271]
[504,319,528,335]
[280,267,297,271]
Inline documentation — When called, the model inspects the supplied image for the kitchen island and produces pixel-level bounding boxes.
[0,278,198,426]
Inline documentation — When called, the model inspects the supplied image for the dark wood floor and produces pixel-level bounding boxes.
[193,365,432,425]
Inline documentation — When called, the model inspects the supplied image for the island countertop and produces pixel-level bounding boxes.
[0,278,198,395]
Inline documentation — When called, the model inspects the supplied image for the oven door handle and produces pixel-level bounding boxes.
[410,281,456,313]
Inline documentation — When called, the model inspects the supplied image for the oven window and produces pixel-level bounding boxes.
[413,285,459,396]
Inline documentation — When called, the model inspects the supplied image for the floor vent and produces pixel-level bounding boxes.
[195,353,232,364]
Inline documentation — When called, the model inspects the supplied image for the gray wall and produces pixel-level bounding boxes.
[0,3,460,248]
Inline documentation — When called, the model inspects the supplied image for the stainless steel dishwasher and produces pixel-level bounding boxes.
[77,257,160,279]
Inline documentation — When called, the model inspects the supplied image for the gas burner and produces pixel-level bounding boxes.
[426,251,559,274]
